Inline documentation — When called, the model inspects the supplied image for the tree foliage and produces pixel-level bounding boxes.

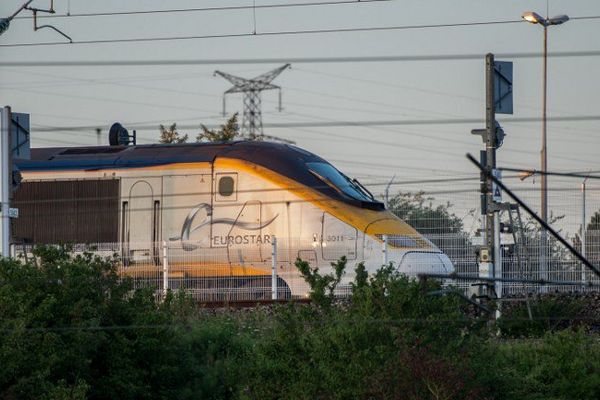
[158,123,188,144]
[295,256,347,309]
[159,113,294,144]
[387,191,469,235]
[0,247,244,400]
[588,209,600,231]
[196,113,242,142]
[3,249,600,400]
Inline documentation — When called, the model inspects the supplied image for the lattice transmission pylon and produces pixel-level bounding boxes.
[214,64,290,138]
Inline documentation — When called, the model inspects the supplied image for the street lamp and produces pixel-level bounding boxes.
[521,11,569,224]
[522,10,569,283]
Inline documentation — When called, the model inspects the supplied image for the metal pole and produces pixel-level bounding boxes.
[382,175,394,266]
[278,88,283,112]
[539,25,549,285]
[271,236,278,300]
[494,213,502,317]
[468,152,600,280]
[382,235,388,265]
[582,179,587,284]
[8,0,35,20]
[162,240,169,297]
[485,54,496,284]
[0,107,11,258]
[541,25,548,224]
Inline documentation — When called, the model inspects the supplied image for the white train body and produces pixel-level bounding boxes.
[14,141,452,296]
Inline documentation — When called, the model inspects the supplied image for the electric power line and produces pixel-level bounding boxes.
[12,0,393,20]
[0,18,530,48]
[3,49,600,65]
[6,17,600,48]
[29,114,600,132]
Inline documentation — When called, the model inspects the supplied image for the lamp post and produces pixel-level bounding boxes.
[521,11,569,224]
[522,11,569,282]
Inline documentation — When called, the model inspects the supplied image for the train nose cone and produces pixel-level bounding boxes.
[398,251,454,276]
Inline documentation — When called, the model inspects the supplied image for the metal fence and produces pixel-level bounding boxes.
[9,172,600,300]
[12,230,600,301]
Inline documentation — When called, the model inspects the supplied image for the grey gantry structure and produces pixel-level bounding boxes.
[214,64,291,138]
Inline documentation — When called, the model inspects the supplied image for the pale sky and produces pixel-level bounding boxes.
[1,0,599,234]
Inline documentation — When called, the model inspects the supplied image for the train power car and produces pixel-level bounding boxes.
[13,138,453,297]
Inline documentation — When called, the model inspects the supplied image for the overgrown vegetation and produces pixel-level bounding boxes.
[159,113,294,144]
[387,191,472,235]
[1,248,599,399]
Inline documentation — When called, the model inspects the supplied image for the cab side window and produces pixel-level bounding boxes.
[218,176,235,197]
[215,173,237,201]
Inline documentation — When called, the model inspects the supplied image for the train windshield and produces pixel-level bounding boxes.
[307,162,375,203]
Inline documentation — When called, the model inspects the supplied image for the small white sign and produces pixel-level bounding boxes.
[500,233,515,245]
[472,236,484,246]
[492,169,502,202]
[8,208,18,218]
[479,262,492,278]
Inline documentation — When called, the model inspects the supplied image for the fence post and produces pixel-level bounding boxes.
[581,180,587,285]
[162,240,169,298]
[382,234,388,266]
[271,236,277,300]
[494,213,502,319]
[0,107,11,258]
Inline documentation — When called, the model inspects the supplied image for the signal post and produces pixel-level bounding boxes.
[0,106,30,257]
[472,54,512,317]
[0,106,11,257]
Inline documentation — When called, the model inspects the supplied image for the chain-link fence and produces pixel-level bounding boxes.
[9,172,600,299]
[387,172,600,295]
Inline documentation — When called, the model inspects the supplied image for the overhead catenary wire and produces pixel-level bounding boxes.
[467,153,600,279]
[8,177,484,208]
[499,167,600,181]
[0,86,218,115]
[24,111,600,166]
[7,68,590,143]
[12,0,393,20]
[294,67,598,123]
[5,16,600,48]
[5,65,597,148]
[4,50,600,65]
[27,121,600,166]
[0,19,525,48]
[29,114,600,132]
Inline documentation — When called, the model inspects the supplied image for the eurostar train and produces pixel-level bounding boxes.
[13,139,453,297]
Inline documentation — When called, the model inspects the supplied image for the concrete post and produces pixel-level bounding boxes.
[0,106,11,258]
[271,236,278,300]
[382,235,388,266]
[162,240,169,297]
[582,180,587,284]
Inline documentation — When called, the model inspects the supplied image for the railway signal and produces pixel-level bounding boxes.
[0,106,31,257]
[471,54,513,314]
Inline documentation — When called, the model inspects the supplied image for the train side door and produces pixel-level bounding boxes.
[162,174,212,250]
[212,171,282,267]
[121,178,162,264]
[321,212,357,261]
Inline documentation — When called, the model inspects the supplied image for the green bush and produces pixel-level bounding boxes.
[497,295,585,337]
[473,330,600,400]
[239,260,487,399]
[0,246,243,400]
[3,250,600,400]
